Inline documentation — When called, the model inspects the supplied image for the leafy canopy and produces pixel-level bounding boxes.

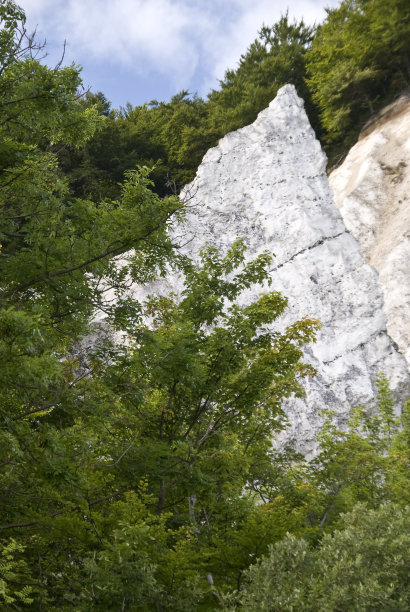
[307,0,410,149]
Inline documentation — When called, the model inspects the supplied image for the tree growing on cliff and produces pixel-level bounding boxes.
[208,13,318,135]
[307,0,410,151]
[59,13,319,202]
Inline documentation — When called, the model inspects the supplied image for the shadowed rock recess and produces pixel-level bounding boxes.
[137,85,410,454]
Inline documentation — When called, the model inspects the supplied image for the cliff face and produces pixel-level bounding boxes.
[121,85,409,454]
[160,84,409,454]
[329,92,410,369]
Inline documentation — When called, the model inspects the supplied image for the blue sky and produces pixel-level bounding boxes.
[19,0,340,110]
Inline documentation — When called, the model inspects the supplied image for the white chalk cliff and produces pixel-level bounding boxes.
[134,85,410,454]
[329,92,410,369]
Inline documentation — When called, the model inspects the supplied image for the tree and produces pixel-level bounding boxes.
[0,6,322,606]
[74,241,319,608]
[242,376,410,541]
[223,379,410,610]
[208,14,318,136]
[0,239,320,608]
[235,503,410,611]
[307,0,410,152]
[0,0,182,342]
[0,3,181,605]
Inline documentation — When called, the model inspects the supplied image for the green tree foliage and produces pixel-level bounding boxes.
[245,377,410,537]
[0,237,317,610]
[0,0,182,340]
[121,92,216,194]
[0,238,319,608]
[208,14,318,135]
[307,0,410,153]
[75,242,319,604]
[299,378,409,530]
[235,503,410,611]
[224,384,410,609]
[0,4,180,606]
[0,539,34,606]
[60,91,214,200]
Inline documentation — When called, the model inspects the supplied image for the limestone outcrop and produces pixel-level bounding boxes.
[157,85,410,453]
[329,92,410,369]
[125,85,409,454]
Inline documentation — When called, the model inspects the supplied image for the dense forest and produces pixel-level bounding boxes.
[0,0,409,609]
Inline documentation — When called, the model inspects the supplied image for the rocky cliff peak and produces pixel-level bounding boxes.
[164,84,409,453]
[128,85,409,455]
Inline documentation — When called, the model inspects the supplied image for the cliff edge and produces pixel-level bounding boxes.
[330,93,410,369]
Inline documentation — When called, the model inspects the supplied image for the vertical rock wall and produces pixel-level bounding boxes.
[329,94,410,369]
[164,85,410,453]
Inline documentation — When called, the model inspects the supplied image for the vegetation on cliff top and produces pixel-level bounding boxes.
[60,0,410,200]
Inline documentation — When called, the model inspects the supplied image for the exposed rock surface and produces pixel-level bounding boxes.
[128,85,409,455]
[329,93,410,369]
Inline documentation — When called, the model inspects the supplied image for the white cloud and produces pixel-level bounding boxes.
[20,0,213,85]
[202,0,340,91]
[18,0,340,95]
